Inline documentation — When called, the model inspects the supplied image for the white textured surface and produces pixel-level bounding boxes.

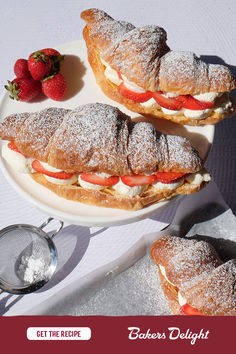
[0,0,236,315]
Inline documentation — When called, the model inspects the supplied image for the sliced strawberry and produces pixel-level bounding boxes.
[152,91,183,110]
[32,160,74,179]
[8,142,22,154]
[180,303,204,316]
[118,82,152,103]
[117,72,123,81]
[121,174,157,187]
[155,172,186,184]
[178,95,213,110]
[80,173,119,186]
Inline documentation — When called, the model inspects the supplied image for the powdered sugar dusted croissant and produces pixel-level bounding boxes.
[0,104,210,210]
[81,8,236,126]
[150,235,236,316]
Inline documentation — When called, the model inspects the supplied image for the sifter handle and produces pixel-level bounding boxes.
[39,217,64,239]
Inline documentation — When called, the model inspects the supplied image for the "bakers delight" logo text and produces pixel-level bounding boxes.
[127,327,209,345]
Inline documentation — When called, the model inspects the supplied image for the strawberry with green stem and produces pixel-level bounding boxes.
[28,51,52,80]
[5,78,41,102]
[40,48,65,75]
[42,73,67,101]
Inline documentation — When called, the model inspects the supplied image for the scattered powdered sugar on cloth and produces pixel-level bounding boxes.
[44,209,236,316]
[49,255,171,316]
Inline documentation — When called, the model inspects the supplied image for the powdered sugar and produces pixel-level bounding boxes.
[18,254,46,283]
[15,107,71,161]
[82,9,236,94]
[158,135,202,171]
[183,260,236,315]
[48,103,130,174]
[159,51,236,94]
[151,235,236,315]
[84,9,135,52]
[104,26,169,90]
[159,51,209,94]
[208,64,235,92]
[0,104,203,175]
[0,112,30,141]
[82,9,169,91]
[127,121,160,173]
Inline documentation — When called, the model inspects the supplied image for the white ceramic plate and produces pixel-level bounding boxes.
[0,40,214,227]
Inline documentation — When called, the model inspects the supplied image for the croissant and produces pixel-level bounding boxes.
[150,235,236,316]
[0,104,210,210]
[81,8,236,126]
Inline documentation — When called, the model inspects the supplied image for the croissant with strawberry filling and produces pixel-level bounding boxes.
[81,8,236,126]
[151,235,236,316]
[0,104,210,210]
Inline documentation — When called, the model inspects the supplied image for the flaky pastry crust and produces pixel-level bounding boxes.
[81,8,236,125]
[0,105,203,175]
[151,236,236,316]
[0,104,207,210]
[31,173,206,211]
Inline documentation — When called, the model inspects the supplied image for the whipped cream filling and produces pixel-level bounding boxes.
[186,170,211,185]
[159,265,187,307]
[161,107,183,116]
[101,56,231,119]
[119,73,146,93]
[214,98,233,114]
[44,174,78,185]
[194,92,221,101]
[113,179,146,197]
[38,161,78,186]
[1,142,34,173]
[2,142,210,197]
[152,178,184,191]
[77,172,147,196]
[78,174,105,191]
[104,66,122,86]
[143,92,232,119]
[40,161,64,173]
[178,292,187,306]
[159,265,176,286]
[140,97,157,108]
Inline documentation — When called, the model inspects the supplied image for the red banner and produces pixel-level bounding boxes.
[0,315,234,352]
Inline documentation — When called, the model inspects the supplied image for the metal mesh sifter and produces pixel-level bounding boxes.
[0,218,63,295]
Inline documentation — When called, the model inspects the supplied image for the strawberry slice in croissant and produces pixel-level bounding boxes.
[81,8,236,126]
[151,235,236,316]
[0,104,210,210]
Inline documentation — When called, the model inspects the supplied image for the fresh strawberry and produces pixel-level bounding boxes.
[41,73,67,101]
[117,72,123,80]
[80,173,119,186]
[28,51,52,80]
[180,303,204,316]
[32,160,74,179]
[121,174,157,187]
[40,48,65,74]
[8,142,22,153]
[118,82,152,103]
[155,172,186,184]
[177,95,213,110]
[40,48,61,57]
[14,59,31,78]
[5,78,41,102]
[152,91,183,110]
